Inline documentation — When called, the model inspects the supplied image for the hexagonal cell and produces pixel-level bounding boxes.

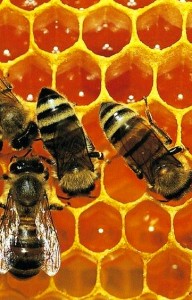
[61,0,100,9]
[8,55,52,102]
[137,5,182,49]
[115,0,155,9]
[186,11,192,42]
[10,0,49,10]
[100,248,143,298]
[78,202,122,252]
[0,8,29,62]
[33,7,79,54]
[82,7,132,57]
[7,272,50,298]
[138,100,178,145]
[56,51,101,105]
[54,251,97,297]
[51,209,75,252]
[125,201,171,252]
[147,248,191,298]
[106,52,153,102]
[104,156,147,203]
[182,110,192,153]
[174,203,192,250]
[157,48,192,108]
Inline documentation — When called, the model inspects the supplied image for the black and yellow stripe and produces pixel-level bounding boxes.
[37,88,78,156]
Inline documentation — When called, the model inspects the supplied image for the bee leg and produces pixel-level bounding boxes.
[0,130,3,151]
[49,203,64,210]
[39,155,56,166]
[89,151,104,160]
[129,164,143,179]
[0,202,6,209]
[168,146,183,155]
[143,96,172,145]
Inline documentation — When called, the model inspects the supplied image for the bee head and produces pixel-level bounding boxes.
[154,164,192,200]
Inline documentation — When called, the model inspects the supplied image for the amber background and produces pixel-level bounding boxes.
[0,0,192,299]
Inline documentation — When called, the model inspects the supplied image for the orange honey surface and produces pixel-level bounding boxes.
[0,0,192,300]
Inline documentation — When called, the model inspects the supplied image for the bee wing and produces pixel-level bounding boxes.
[0,194,19,274]
[0,78,21,105]
[54,118,94,179]
[36,194,60,276]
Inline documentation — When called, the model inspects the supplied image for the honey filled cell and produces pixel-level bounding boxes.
[0,8,29,62]
[82,6,132,57]
[106,52,153,102]
[33,7,79,54]
[56,51,101,105]
[137,5,182,49]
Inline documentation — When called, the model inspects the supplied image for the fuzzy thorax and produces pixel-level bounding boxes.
[60,169,98,195]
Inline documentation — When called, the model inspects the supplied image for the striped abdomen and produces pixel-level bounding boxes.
[10,218,44,279]
[100,102,167,183]
[37,88,77,157]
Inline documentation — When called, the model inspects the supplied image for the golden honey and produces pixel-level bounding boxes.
[0,0,192,299]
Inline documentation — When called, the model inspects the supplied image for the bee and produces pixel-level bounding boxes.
[99,99,192,200]
[36,88,103,197]
[0,156,61,279]
[0,78,38,151]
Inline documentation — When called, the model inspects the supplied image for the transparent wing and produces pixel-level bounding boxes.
[0,78,20,105]
[0,194,19,274]
[35,193,60,276]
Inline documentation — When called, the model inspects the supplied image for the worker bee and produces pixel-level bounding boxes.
[0,156,61,279]
[99,99,192,200]
[0,78,38,151]
[36,88,103,197]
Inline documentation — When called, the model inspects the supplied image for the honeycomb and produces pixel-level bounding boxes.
[0,0,192,299]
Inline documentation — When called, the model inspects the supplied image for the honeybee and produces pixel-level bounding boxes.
[0,156,62,279]
[0,78,38,151]
[99,99,192,200]
[36,88,103,197]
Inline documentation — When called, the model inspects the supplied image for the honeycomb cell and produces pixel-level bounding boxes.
[54,251,97,297]
[8,55,52,102]
[100,248,143,298]
[182,110,192,153]
[137,5,182,49]
[106,53,153,102]
[51,208,75,252]
[186,11,192,42]
[0,9,29,62]
[115,0,155,9]
[33,7,79,54]
[157,50,192,108]
[104,156,146,203]
[82,7,132,57]
[138,100,178,145]
[87,295,108,300]
[7,272,50,298]
[61,0,100,9]
[10,0,49,10]
[125,201,171,252]
[147,248,191,298]
[79,202,122,252]
[174,203,192,250]
[56,51,101,105]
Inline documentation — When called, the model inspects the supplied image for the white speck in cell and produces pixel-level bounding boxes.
[3,49,11,57]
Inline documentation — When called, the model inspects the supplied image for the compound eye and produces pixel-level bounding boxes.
[10,161,24,173]
[32,161,44,173]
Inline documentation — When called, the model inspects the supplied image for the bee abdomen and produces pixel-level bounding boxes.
[10,223,44,279]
